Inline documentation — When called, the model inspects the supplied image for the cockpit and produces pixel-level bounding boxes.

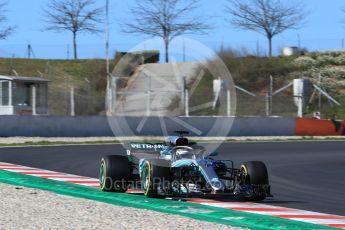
[159,133,205,161]
[160,146,205,161]
[175,148,196,160]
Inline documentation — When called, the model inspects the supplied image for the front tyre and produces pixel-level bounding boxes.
[240,161,269,201]
[100,155,130,192]
[141,159,172,198]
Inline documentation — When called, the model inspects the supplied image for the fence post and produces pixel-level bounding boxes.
[227,89,231,116]
[181,76,186,109]
[0,82,3,106]
[146,74,151,116]
[265,92,269,117]
[70,87,75,116]
[318,73,322,112]
[31,84,36,115]
[297,96,303,117]
[269,75,273,115]
[185,89,189,117]
[111,75,117,112]
[8,81,12,107]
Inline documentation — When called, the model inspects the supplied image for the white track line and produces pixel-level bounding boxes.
[1,162,344,229]
[190,199,345,229]
[0,163,100,187]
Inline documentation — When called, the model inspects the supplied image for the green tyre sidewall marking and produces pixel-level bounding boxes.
[143,161,151,196]
[0,170,337,230]
[99,158,106,190]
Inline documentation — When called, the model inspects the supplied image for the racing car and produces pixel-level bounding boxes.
[99,131,271,201]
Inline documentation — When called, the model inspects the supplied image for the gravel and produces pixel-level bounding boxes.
[0,183,242,230]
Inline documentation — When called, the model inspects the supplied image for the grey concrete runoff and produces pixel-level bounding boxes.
[0,116,295,137]
[0,183,238,230]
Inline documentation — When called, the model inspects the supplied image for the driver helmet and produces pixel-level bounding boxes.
[176,149,194,159]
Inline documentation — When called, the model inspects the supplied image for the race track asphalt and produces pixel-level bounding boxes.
[0,141,344,216]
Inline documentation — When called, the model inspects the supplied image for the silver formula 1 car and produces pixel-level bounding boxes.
[99,131,271,201]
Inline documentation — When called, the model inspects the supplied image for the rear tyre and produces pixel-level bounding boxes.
[240,161,269,201]
[99,155,130,192]
[141,159,172,198]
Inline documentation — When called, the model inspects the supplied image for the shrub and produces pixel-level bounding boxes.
[316,55,336,66]
[293,56,316,68]
[334,54,345,65]
[320,66,345,79]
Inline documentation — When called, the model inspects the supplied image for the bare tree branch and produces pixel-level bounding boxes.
[124,0,209,62]
[0,1,15,40]
[340,8,345,27]
[42,0,104,59]
[225,0,307,57]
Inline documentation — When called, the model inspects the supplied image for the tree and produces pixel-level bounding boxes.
[226,0,306,57]
[43,0,103,60]
[124,0,209,63]
[341,8,345,28]
[0,1,15,40]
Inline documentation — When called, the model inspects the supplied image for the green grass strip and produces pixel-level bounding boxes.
[0,170,335,230]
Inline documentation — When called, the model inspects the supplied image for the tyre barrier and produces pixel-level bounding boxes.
[295,118,345,136]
